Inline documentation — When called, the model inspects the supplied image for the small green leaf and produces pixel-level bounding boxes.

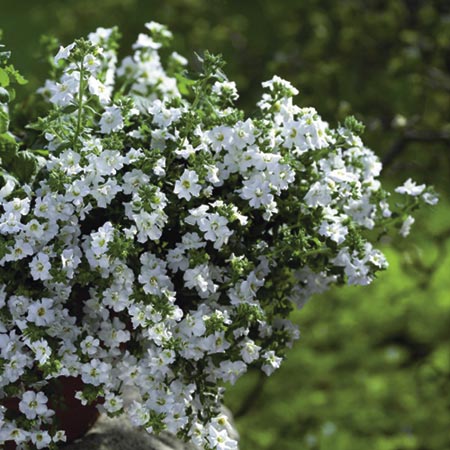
[5,65,27,85]
[8,87,15,102]
[55,141,72,152]
[30,149,49,157]
[0,68,9,87]
[61,104,79,114]
[0,106,9,134]
[14,71,27,85]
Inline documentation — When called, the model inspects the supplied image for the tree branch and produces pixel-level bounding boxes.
[382,130,450,168]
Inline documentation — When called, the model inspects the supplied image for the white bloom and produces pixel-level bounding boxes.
[19,391,50,420]
[208,125,233,152]
[304,181,332,207]
[217,360,247,385]
[174,169,202,201]
[212,80,239,101]
[395,178,426,196]
[88,75,111,104]
[49,72,79,107]
[183,264,217,296]
[103,392,124,414]
[198,213,233,249]
[261,350,282,376]
[80,336,100,356]
[100,106,124,134]
[153,157,166,176]
[0,178,16,200]
[88,26,114,44]
[54,42,76,64]
[170,51,188,66]
[207,426,238,450]
[400,215,415,237]
[240,174,273,208]
[240,339,261,364]
[423,192,439,205]
[29,253,52,281]
[31,430,52,449]
[81,359,111,386]
[27,298,55,327]
[133,33,161,50]
[26,338,52,365]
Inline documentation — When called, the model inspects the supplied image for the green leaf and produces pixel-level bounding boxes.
[0,132,18,166]
[0,106,8,134]
[11,150,40,182]
[55,141,72,152]
[0,68,9,87]
[8,87,15,102]
[5,65,27,85]
[30,149,49,157]
[61,104,79,114]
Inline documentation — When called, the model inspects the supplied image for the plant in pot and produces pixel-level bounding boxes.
[0,22,437,450]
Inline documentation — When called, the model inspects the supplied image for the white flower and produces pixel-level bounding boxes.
[400,215,415,237]
[240,174,274,208]
[19,391,50,420]
[81,359,111,386]
[29,253,52,281]
[54,42,76,64]
[153,157,166,176]
[304,181,332,207]
[207,426,238,450]
[88,27,114,44]
[80,336,100,356]
[395,178,426,196]
[208,125,233,152]
[262,75,299,95]
[240,339,261,364]
[0,178,16,200]
[423,192,439,205]
[183,264,217,296]
[174,169,202,201]
[49,72,79,106]
[198,213,233,249]
[100,106,124,134]
[27,298,55,327]
[261,350,282,376]
[26,338,52,365]
[88,75,111,104]
[132,33,161,50]
[212,80,239,101]
[170,51,188,66]
[31,431,52,449]
[103,392,124,414]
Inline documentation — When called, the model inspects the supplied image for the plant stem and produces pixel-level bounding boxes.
[73,59,85,151]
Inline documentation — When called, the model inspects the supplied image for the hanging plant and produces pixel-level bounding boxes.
[0,22,437,450]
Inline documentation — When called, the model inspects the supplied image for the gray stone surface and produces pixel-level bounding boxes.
[64,412,196,450]
[63,386,237,450]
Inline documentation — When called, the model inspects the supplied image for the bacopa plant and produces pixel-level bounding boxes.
[0,22,437,449]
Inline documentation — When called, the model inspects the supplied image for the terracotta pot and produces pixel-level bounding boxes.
[2,376,100,449]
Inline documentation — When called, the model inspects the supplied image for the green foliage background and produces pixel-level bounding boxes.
[2,1,450,449]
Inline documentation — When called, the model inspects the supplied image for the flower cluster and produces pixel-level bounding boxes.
[0,23,437,449]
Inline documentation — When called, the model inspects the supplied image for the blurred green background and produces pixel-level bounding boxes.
[2,1,450,449]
